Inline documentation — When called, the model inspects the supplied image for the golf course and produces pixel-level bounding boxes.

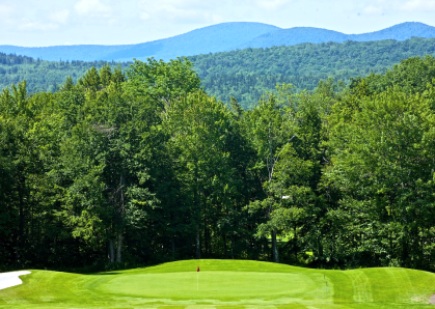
[1,260,434,308]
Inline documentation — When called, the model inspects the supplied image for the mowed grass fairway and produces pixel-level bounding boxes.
[1,260,434,308]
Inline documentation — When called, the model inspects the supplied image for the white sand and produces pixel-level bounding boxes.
[0,271,31,290]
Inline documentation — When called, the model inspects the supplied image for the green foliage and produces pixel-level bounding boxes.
[324,57,435,268]
[192,38,435,108]
[2,38,435,109]
[1,53,435,273]
[162,90,248,259]
[0,52,129,93]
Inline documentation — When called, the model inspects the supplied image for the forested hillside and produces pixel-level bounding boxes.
[1,56,434,272]
[0,53,128,93]
[192,37,435,107]
[1,37,435,108]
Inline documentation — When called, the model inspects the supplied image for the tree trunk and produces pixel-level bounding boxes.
[18,187,25,247]
[204,226,211,256]
[116,233,123,263]
[272,230,279,262]
[223,234,228,258]
[116,174,125,264]
[17,174,27,264]
[195,229,201,259]
[194,159,201,259]
[108,239,115,263]
[171,238,176,260]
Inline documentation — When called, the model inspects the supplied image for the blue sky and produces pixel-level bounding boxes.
[0,0,434,46]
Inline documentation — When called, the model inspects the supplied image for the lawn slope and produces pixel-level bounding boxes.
[0,260,434,308]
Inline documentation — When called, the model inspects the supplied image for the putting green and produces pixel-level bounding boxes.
[98,271,327,302]
[0,259,434,308]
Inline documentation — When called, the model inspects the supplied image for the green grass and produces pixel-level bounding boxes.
[0,259,434,308]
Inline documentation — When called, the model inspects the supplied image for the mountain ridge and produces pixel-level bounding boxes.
[0,21,434,61]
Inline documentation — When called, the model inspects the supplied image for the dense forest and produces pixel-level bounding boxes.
[193,37,435,107]
[1,56,435,273]
[0,54,129,94]
[1,37,435,108]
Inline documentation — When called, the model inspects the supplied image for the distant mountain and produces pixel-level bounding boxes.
[103,22,280,62]
[241,27,349,48]
[0,22,278,62]
[349,22,435,41]
[0,44,128,62]
[0,22,434,61]
[241,22,435,49]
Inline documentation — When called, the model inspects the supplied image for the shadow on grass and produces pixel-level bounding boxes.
[97,272,121,275]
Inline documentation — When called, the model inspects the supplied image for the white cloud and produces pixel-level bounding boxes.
[50,9,70,24]
[0,3,13,18]
[0,4,12,13]
[401,0,435,11]
[363,5,384,14]
[74,0,111,16]
[255,0,291,10]
[138,1,220,24]
[19,20,58,31]
[0,0,434,46]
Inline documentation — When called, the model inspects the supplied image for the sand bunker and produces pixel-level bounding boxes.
[0,271,31,290]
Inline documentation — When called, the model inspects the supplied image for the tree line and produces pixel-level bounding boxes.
[192,37,435,108]
[2,37,435,109]
[0,53,129,94]
[0,56,434,272]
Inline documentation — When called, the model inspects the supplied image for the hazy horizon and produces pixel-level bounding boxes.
[0,0,434,47]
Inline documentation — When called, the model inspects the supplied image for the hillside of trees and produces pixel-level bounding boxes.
[1,56,434,272]
[0,54,129,93]
[1,37,435,109]
[192,37,435,107]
